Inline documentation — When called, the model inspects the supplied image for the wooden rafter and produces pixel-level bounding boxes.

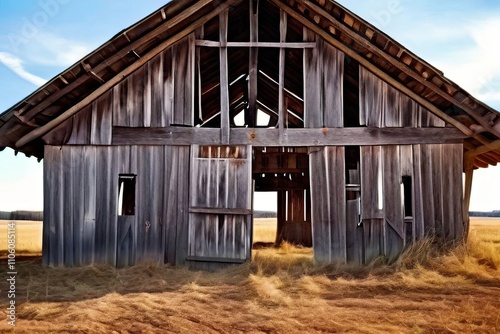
[300,0,500,139]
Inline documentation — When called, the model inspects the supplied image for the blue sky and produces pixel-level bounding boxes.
[0,0,500,211]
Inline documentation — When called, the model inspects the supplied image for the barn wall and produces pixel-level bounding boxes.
[310,143,464,265]
[43,145,190,267]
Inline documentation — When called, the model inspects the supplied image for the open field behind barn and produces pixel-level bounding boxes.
[0,218,499,333]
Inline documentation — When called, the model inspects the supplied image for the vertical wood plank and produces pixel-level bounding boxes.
[432,144,444,237]
[91,90,113,145]
[220,11,230,144]
[310,147,346,264]
[452,144,464,241]
[143,62,152,128]
[163,49,173,127]
[304,28,322,128]
[322,43,344,128]
[383,145,404,260]
[42,146,54,265]
[94,147,109,263]
[384,84,400,127]
[361,146,383,219]
[150,52,165,127]
[400,95,417,127]
[172,35,194,126]
[83,146,96,265]
[359,67,384,127]
[412,144,425,239]
[127,68,145,127]
[330,147,346,263]
[363,219,384,263]
[63,147,75,266]
[420,144,435,234]
[462,159,474,239]
[164,146,178,264]
[247,0,258,126]
[68,105,92,144]
[278,10,287,136]
[55,147,64,266]
[175,146,190,265]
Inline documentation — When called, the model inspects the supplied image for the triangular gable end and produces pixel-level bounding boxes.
[43,0,450,147]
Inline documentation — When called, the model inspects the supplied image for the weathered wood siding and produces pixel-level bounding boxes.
[43,145,190,267]
[360,66,446,128]
[304,33,344,128]
[310,143,463,265]
[309,146,346,265]
[187,145,252,269]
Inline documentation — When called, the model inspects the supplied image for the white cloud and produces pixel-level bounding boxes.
[22,32,91,67]
[429,17,500,109]
[0,52,47,86]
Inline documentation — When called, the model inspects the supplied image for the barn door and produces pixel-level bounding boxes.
[187,145,252,264]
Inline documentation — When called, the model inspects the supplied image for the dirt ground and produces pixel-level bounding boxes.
[0,218,499,333]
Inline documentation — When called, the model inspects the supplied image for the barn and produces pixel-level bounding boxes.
[1,0,499,268]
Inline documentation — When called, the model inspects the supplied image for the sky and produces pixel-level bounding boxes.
[0,0,500,212]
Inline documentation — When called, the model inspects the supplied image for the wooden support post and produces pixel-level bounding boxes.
[195,27,204,124]
[276,190,287,244]
[247,0,259,127]
[219,10,230,144]
[462,160,474,239]
[278,10,287,138]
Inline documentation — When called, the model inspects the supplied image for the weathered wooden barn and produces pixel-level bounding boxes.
[1,0,500,268]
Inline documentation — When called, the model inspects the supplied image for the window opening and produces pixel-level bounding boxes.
[118,175,136,216]
[402,176,413,217]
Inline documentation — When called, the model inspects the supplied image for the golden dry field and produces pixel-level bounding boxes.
[0,220,42,257]
[0,217,498,333]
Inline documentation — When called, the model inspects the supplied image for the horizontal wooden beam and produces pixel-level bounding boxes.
[189,207,251,215]
[464,139,500,160]
[111,126,465,146]
[195,40,316,48]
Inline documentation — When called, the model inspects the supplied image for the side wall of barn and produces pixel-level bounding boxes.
[43,145,190,267]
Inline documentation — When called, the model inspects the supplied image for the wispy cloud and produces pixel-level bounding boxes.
[0,52,46,86]
[20,32,91,67]
[429,17,500,109]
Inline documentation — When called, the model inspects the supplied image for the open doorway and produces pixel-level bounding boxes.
[253,191,278,248]
[252,147,312,249]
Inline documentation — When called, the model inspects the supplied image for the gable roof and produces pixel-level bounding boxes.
[0,0,499,169]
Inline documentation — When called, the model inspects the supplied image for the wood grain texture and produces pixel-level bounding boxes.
[322,42,344,128]
[188,145,251,264]
[112,127,466,146]
[309,146,346,265]
[304,28,322,128]
[359,67,447,129]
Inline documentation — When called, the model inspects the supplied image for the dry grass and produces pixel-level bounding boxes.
[0,218,499,333]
